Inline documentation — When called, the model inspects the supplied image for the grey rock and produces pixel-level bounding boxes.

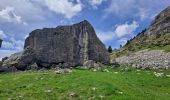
[83,60,95,69]
[2,52,23,68]
[116,50,170,69]
[1,20,109,71]
[83,60,100,69]
[2,57,8,62]
[146,6,170,35]
[26,63,39,70]
[23,20,109,68]
[0,66,17,73]
[54,68,72,74]
[24,20,109,67]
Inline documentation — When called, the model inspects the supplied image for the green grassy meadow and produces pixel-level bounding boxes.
[0,67,170,100]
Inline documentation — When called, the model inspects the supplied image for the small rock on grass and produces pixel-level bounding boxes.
[91,87,97,91]
[69,92,76,97]
[114,72,118,74]
[153,72,164,77]
[92,69,97,72]
[44,89,52,93]
[54,68,72,74]
[103,69,109,72]
[99,95,104,99]
[118,91,123,95]
[166,75,170,78]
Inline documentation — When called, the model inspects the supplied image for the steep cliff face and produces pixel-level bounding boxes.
[146,6,170,35]
[2,20,109,70]
[24,20,109,67]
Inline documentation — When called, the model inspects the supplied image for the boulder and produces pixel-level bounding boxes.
[2,57,8,62]
[2,52,23,68]
[0,66,17,73]
[54,68,72,74]
[26,63,39,70]
[23,20,109,68]
[1,20,109,71]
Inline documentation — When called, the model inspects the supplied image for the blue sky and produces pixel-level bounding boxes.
[0,0,170,59]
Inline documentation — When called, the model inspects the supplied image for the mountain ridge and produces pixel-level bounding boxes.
[113,6,170,69]
[114,6,170,57]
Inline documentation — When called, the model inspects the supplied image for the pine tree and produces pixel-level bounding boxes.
[0,39,2,48]
[108,45,113,53]
[120,44,123,48]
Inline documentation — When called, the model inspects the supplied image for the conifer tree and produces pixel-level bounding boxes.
[108,45,113,53]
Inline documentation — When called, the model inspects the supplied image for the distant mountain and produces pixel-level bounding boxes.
[115,6,170,58]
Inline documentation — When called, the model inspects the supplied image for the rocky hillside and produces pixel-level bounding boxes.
[1,20,109,72]
[116,50,170,69]
[113,6,170,69]
[114,6,170,58]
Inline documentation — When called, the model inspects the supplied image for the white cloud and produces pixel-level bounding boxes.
[114,21,138,38]
[10,37,24,51]
[1,38,24,51]
[138,8,149,21]
[0,38,24,60]
[118,38,128,46]
[89,0,107,9]
[96,21,138,43]
[0,6,26,24]
[0,30,7,39]
[104,0,170,20]
[97,30,114,42]
[105,0,136,16]
[0,0,50,23]
[0,50,16,60]
[34,0,82,19]
[1,41,14,49]
[0,30,24,60]
[0,30,24,51]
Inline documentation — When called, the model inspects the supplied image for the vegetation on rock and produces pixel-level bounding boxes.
[112,32,170,58]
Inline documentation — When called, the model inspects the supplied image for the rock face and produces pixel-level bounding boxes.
[146,6,170,35]
[116,50,170,69]
[1,20,109,71]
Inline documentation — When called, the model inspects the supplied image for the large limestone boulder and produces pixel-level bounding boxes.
[2,20,109,70]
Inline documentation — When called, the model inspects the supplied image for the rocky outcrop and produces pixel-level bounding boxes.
[146,6,170,35]
[116,50,170,69]
[1,20,109,71]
